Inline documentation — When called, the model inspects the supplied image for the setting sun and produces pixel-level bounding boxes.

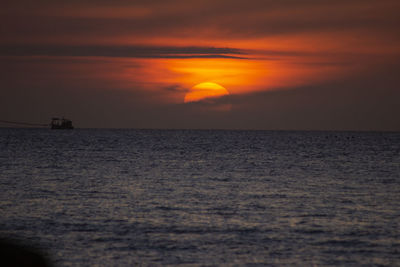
[184,82,229,103]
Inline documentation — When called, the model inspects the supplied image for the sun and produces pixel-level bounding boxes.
[184,82,229,103]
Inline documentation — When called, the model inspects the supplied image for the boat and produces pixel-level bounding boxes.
[51,117,74,129]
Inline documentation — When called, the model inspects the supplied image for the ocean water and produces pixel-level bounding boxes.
[0,129,399,266]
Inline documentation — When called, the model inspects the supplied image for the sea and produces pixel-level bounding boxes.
[0,128,399,266]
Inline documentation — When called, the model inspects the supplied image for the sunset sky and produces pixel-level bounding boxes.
[1,0,399,130]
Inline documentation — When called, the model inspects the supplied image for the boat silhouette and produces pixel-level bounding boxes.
[50,117,74,129]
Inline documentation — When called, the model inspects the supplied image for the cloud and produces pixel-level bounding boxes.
[2,0,399,42]
[0,45,247,59]
[213,62,400,131]
[163,85,188,92]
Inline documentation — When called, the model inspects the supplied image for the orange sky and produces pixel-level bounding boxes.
[1,0,399,129]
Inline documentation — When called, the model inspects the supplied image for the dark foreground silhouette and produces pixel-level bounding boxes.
[0,239,51,267]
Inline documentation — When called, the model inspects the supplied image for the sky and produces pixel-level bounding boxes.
[1,0,399,130]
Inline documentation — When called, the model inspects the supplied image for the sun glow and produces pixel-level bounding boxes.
[184,82,229,103]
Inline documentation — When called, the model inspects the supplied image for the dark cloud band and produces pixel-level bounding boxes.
[0,45,247,59]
